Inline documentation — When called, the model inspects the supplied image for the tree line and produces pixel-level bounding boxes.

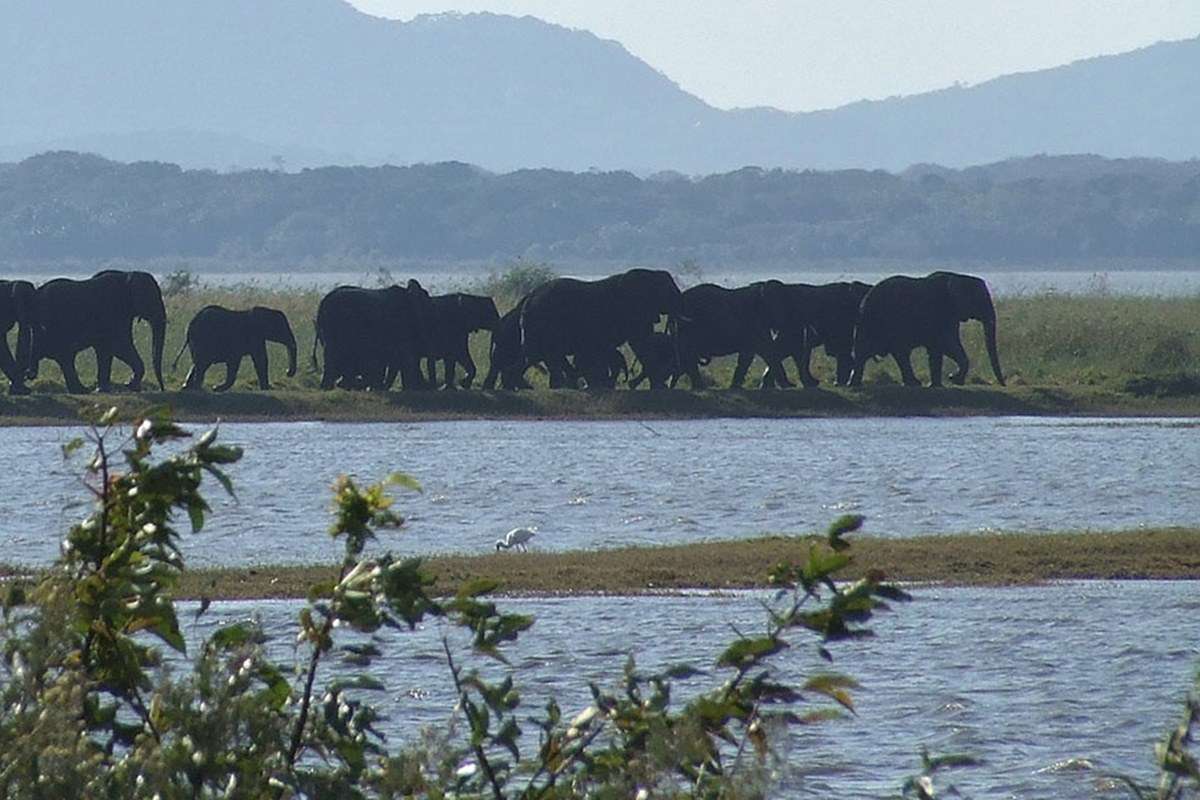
[2,151,1199,263]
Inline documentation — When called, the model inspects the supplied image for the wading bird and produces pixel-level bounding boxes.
[495,526,537,552]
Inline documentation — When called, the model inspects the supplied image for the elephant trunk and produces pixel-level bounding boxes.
[983,310,1004,386]
[283,329,298,377]
[150,314,167,391]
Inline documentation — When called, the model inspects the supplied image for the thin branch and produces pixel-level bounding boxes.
[443,637,505,800]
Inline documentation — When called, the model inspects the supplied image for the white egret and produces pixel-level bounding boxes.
[495,526,537,552]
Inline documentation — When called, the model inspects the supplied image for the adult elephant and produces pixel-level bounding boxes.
[519,268,682,389]
[173,305,297,391]
[312,280,433,391]
[849,271,1004,388]
[482,298,533,390]
[29,270,166,393]
[674,282,791,390]
[760,280,872,388]
[0,280,35,395]
[422,293,500,389]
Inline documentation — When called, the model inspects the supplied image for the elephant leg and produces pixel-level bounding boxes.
[944,336,969,386]
[459,350,477,389]
[730,352,755,389]
[760,360,782,389]
[760,355,793,390]
[250,345,270,390]
[892,349,921,386]
[0,343,29,395]
[94,346,115,392]
[848,353,867,387]
[214,359,241,392]
[440,357,458,390]
[58,353,89,394]
[182,358,210,391]
[928,350,945,388]
[111,334,146,391]
[834,354,854,386]
[320,357,337,390]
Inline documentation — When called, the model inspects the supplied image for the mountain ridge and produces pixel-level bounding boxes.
[1,1,1197,172]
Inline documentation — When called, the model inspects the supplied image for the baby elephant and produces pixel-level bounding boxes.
[173,305,298,391]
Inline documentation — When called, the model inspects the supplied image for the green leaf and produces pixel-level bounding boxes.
[61,437,85,459]
[209,622,253,650]
[385,472,423,493]
[329,675,387,693]
[717,636,786,669]
[201,463,237,499]
[663,664,705,680]
[186,502,205,533]
[803,673,861,713]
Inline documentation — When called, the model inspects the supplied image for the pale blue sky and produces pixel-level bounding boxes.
[350,1,1200,111]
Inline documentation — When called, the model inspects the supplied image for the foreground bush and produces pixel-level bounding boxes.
[0,409,915,797]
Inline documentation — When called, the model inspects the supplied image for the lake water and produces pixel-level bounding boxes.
[4,416,1197,567]
[8,413,1198,797]
[188,580,1200,798]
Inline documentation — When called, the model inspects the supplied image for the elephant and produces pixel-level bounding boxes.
[172,305,298,391]
[571,348,629,389]
[849,271,1005,388]
[759,280,872,388]
[519,268,683,389]
[312,280,433,391]
[674,282,791,390]
[627,331,679,390]
[482,298,533,390]
[422,293,500,389]
[0,280,35,395]
[29,270,166,393]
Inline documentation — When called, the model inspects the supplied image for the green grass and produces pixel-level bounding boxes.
[4,528,1195,600]
[8,286,1200,419]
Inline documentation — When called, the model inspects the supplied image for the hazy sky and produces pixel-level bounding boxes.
[350,1,1200,111]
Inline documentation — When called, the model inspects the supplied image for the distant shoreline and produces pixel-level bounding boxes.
[3,529,1192,601]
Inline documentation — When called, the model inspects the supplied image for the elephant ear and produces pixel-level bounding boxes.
[944,274,983,322]
[936,275,974,321]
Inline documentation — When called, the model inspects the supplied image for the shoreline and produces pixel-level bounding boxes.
[0,384,1199,426]
[5,529,1195,600]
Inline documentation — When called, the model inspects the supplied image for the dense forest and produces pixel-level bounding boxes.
[2,151,1199,265]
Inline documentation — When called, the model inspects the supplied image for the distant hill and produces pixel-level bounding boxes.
[2,151,1197,264]
[0,0,1198,173]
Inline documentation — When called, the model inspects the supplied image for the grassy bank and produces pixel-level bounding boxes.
[5,286,1200,423]
[2,382,1200,425]
[2,528,1184,600]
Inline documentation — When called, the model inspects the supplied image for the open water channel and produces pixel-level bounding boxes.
[4,415,1198,797]
[1,416,1196,565]
[189,582,1199,798]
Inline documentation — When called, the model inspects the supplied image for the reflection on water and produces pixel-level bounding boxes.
[1,416,1196,566]
[187,581,1200,799]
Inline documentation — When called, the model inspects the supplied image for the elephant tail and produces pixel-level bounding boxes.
[170,329,190,372]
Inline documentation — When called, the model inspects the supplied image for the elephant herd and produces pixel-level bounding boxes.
[0,268,1004,396]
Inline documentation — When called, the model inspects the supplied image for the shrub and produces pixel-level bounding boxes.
[472,261,559,308]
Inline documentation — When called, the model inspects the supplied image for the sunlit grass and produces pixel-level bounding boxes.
[3,527,1187,600]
